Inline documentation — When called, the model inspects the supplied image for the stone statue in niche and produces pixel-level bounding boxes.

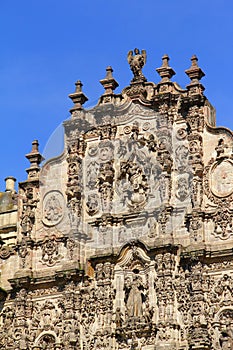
[86,161,99,189]
[118,226,127,243]
[127,48,147,82]
[21,186,38,236]
[115,307,124,328]
[157,138,173,173]
[97,161,115,211]
[21,215,33,235]
[124,274,145,318]
[99,225,112,246]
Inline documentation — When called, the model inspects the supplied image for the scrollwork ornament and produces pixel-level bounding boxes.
[176,127,187,140]
[0,244,14,259]
[88,145,98,157]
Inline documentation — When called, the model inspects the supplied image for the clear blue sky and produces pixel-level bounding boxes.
[0,0,233,190]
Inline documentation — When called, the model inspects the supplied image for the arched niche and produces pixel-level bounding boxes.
[212,308,233,349]
[113,240,157,338]
[33,331,60,350]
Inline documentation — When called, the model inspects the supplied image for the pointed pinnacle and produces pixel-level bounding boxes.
[100,66,119,95]
[69,80,88,112]
[156,54,176,83]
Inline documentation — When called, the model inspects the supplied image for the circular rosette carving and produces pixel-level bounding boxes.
[176,127,187,140]
[42,191,64,226]
[204,159,233,204]
[0,245,13,259]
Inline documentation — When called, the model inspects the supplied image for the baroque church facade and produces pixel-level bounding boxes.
[0,49,233,349]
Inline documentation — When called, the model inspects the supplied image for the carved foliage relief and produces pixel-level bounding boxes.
[3,247,233,349]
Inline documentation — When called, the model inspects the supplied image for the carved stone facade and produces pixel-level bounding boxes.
[0,50,233,349]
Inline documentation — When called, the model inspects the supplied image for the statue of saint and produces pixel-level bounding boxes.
[127,48,147,81]
[125,275,143,317]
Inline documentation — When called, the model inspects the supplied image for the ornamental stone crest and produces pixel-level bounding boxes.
[42,191,64,226]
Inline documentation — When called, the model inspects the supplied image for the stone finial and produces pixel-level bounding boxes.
[99,66,119,104]
[185,55,205,92]
[25,140,43,179]
[5,176,16,193]
[69,80,88,112]
[156,54,176,83]
[100,66,119,95]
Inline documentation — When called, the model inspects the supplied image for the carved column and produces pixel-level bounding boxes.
[18,140,43,271]
[155,250,179,347]
[188,261,211,350]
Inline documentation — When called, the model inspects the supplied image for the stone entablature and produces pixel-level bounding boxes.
[0,50,233,349]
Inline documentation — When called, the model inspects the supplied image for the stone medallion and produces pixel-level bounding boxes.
[42,191,64,226]
[210,160,233,197]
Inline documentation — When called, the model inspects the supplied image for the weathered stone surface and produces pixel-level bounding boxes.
[0,51,233,349]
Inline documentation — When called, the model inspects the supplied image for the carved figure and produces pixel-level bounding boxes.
[175,145,189,172]
[216,138,228,159]
[86,161,99,189]
[127,48,147,81]
[86,193,99,215]
[120,160,148,208]
[125,275,144,318]
[44,193,63,225]
[115,307,123,328]
[176,177,189,201]
[97,161,115,211]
